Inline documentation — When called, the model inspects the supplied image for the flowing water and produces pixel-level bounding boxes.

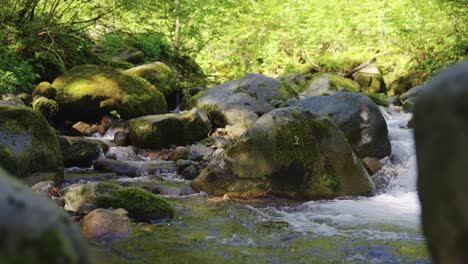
[89,106,429,263]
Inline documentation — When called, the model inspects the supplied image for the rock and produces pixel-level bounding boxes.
[59,136,109,167]
[52,65,167,123]
[192,73,299,137]
[301,74,360,97]
[32,96,59,120]
[352,63,386,93]
[170,146,190,161]
[0,102,63,183]
[32,81,57,99]
[128,107,211,149]
[189,143,214,161]
[113,131,129,146]
[297,92,391,159]
[93,159,141,177]
[414,62,468,264]
[192,107,373,199]
[285,72,307,90]
[31,180,55,194]
[0,168,91,263]
[125,62,178,103]
[362,157,383,175]
[1,94,25,106]
[176,159,193,174]
[181,165,198,180]
[118,47,144,64]
[59,182,175,220]
[81,208,131,243]
[76,203,97,215]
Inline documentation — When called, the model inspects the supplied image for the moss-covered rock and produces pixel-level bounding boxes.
[128,107,211,149]
[0,102,63,183]
[32,97,59,120]
[301,73,360,96]
[32,81,57,99]
[59,182,175,221]
[52,65,167,123]
[125,62,179,105]
[0,168,91,264]
[59,136,109,167]
[192,107,372,199]
[352,64,386,93]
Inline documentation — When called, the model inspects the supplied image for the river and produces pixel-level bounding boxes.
[89,106,429,263]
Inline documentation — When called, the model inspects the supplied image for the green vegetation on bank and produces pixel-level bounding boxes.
[0,0,466,95]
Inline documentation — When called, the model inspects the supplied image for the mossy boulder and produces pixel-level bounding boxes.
[52,65,167,123]
[59,182,175,221]
[0,102,63,183]
[32,81,57,99]
[352,64,386,93]
[128,107,211,149]
[193,73,299,137]
[32,97,59,120]
[0,168,91,264]
[125,62,179,106]
[297,93,391,159]
[59,136,109,167]
[192,107,373,199]
[301,73,360,96]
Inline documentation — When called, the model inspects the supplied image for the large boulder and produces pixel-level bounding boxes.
[128,107,211,149]
[0,168,91,263]
[297,93,391,159]
[59,182,175,221]
[301,73,360,97]
[192,107,373,199]
[51,65,167,123]
[0,102,63,183]
[192,73,299,137]
[125,62,179,105]
[414,62,468,264]
[352,63,386,93]
[59,136,109,167]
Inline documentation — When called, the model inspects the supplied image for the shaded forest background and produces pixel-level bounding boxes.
[0,0,466,95]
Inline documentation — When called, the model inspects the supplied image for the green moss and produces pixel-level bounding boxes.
[53,65,167,121]
[187,90,207,108]
[32,97,59,119]
[277,77,299,100]
[0,143,16,173]
[273,120,320,169]
[361,92,389,106]
[181,109,211,144]
[326,74,360,92]
[32,82,57,99]
[125,62,178,98]
[97,185,175,220]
